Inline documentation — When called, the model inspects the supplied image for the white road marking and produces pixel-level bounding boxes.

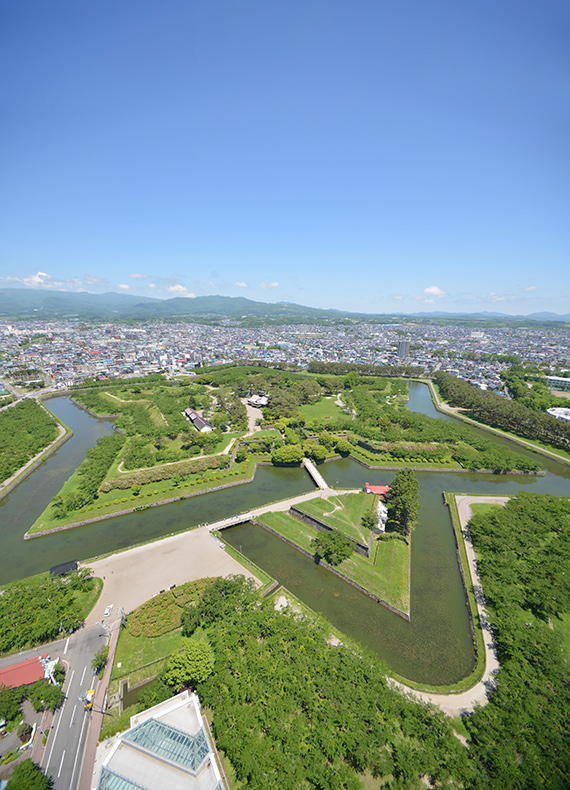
[68,712,88,790]
[80,665,86,685]
[58,749,66,778]
[69,704,76,728]
[45,669,73,768]
[64,637,70,654]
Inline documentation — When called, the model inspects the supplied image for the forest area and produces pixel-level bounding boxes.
[0,400,59,484]
[434,370,570,451]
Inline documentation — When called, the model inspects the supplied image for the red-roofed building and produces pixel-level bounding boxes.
[364,483,391,498]
[0,654,48,689]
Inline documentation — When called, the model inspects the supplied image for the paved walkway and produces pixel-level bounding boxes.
[84,487,358,627]
[392,495,506,716]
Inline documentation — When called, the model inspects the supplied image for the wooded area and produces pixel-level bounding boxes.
[0,400,59,484]
[464,493,570,787]
[434,370,570,451]
[0,570,97,653]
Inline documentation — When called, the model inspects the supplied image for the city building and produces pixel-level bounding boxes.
[397,340,410,358]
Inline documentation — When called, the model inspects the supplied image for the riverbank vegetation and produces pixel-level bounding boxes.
[463,493,570,787]
[434,370,570,452]
[0,400,59,485]
[0,569,101,654]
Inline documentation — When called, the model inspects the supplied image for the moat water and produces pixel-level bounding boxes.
[1,385,568,684]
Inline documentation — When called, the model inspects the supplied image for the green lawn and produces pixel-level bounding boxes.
[255,508,410,613]
[256,512,317,552]
[298,493,376,543]
[110,628,184,688]
[470,503,503,516]
[299,398,344,422]
[26,455,263,535]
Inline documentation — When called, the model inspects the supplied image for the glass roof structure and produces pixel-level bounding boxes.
[98,768,150,790]
[124,718,210,772]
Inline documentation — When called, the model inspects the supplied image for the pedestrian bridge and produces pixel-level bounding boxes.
[302,457,328,490]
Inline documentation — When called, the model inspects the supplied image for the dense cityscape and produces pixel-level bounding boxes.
[1,319,569,396]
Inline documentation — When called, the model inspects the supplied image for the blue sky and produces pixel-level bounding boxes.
[1,1,568,315]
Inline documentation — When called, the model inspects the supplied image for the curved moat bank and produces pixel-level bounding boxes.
[2,389,569,685]
[0,397,314,585]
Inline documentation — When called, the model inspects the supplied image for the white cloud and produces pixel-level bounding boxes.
[167,284,195,297]
[483,291,506,302]
[235,281,248,288]
[392,294,404,301]
[118,284,130,290]
[259,281,279,289]
[423,285,447,298]
[423,298,436,304]
[524,285,537,291]
[148,283,156,290]
[128,273,147,280]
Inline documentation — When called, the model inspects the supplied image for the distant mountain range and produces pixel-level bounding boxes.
[0,288,568,327]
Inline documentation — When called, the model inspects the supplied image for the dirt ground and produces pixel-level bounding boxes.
[84,526,256,627]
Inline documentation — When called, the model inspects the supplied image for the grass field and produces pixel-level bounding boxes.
[255,508,410,612]
[26,454,266,535]
[299,493,376,543]
[299,397,344,422]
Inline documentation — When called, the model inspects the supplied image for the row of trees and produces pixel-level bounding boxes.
[388,469,419,536]
[308,360,423,377]
[434,370,570,450]
[464,493,570,786]
[0,400,59,484]
[51,433,125,517]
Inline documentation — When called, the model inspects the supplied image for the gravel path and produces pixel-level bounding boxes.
[392,495,507,716]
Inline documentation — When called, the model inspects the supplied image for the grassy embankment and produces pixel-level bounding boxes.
[255,492,409,613]
[391,492,487,695]
[26,451,269,536]
[429,379,570,464]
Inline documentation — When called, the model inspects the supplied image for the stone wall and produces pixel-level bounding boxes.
[251,519,409,621]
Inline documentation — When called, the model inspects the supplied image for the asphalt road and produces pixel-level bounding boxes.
[0,624,109,790]
[40,625,108,790]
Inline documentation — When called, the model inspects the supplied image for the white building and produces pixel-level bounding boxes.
[546,407,570,424]
[97,691,224,790]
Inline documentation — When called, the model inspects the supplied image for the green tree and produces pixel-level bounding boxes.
[388,469,419,537]
[91,645,109,673]
[302,441,327,462]
[163,642,215,691]
[27,681,64,713]
[334,438,352,456]
[182,575,257,636]
[271,444,304,465]
[6,759,53,789]
[313,530,353,566]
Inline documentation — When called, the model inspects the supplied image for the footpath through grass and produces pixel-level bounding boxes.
[299,493,376,543]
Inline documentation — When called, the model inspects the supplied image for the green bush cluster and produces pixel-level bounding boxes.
[129,580,210,638]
